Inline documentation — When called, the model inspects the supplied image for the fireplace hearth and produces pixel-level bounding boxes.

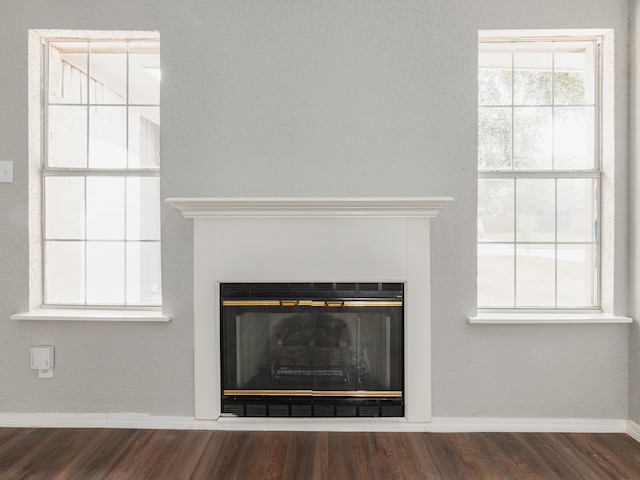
[221,282,404,417]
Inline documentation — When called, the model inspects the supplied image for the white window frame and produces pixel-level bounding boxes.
[470,29,630,325]
[13,30,171,322]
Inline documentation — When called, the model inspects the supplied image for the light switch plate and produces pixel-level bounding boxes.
[0,161,13,183]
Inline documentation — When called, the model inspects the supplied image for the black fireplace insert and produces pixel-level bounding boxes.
[220,282,404,417]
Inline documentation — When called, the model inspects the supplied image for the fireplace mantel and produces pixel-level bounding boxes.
[167,196,453,431]
[166,197,453,218]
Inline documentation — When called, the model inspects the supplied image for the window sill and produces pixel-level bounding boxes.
[10,308,173,323]
[467,312,633,325]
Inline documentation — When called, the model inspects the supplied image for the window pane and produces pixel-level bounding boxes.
[126,241,162,305]
[86,241,125,304]
[478,68,512,106]
[478,48,512,106]
[478,107,512,170]
[514,47,552,105]
[557,245,597,307]
[516,178,555,242]
[86,177,125,240]
[45,241,85,305]
[88,106,127,168]
[554,43,595,105]
[49,41,87,104]
[516,244,555,307]
[129,41,160,105]
[478,178,514,242]
[514,107,552,169]
[45,177,85,240]
[554,107,595,170]
[89,42,127,104]
[129,106,160,168]
[557,179,596,242]
[126,177,160,240]
[478,243,514,307]
[48,106,88,168]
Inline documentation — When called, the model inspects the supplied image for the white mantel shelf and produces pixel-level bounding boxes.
[165,197,454,218]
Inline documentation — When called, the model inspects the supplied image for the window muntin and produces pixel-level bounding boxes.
[43,38,161,306]
[478,38,600,309]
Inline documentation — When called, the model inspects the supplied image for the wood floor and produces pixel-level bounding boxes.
[0,428,639,479]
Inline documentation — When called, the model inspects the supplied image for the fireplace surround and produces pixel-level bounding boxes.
[167,197,452,430]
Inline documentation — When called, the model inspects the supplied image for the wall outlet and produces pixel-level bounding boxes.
[31,346,54,378]
[0,161,13,183]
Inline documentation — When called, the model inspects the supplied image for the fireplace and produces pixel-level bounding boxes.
[166,197,452,430]
[221,282,404,417]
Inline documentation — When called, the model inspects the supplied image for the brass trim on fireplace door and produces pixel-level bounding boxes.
[225,389,313,397]
[316,390,403,397]
[222,300,403,308]
[224,389,403,398]
[222,300,281,307]
[343,301,403,307]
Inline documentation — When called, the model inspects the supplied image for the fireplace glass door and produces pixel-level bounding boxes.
[221,283,404,417]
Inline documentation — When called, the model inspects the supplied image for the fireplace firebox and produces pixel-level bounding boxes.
[221,282,404,417]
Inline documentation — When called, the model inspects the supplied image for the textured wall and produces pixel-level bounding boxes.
[630,0,640,426]
[0,0,631,419]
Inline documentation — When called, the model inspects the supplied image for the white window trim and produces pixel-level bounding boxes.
[14,29,171,322]
[11,308,171,322]
[474,28,629,324]
[468,311,631,324]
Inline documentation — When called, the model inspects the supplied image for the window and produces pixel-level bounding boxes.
[477,34,601,310]
[41,33,161,307]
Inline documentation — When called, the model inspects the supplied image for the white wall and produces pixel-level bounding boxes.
[0,0,630,419]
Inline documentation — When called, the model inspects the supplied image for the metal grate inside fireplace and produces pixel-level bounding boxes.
[220,282,404,417]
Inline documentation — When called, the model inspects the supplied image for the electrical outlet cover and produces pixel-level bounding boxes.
[31,346,54,369]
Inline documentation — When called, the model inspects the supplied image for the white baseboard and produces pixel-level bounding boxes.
[0,413,427,432]
[0,413,631,434]
[429,417,627,433]
[627,420,640,442]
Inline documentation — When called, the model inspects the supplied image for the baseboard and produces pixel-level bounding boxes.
[627,420,640,442]
[0,413,427,432]
[0,413,629,434]
[429,417,627,433]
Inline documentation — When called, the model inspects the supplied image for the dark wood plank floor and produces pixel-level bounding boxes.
[0,428,639,479]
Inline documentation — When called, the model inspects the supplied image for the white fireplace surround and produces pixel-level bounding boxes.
[167,197,453,431]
